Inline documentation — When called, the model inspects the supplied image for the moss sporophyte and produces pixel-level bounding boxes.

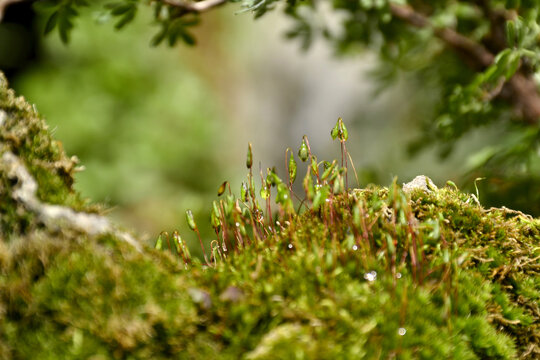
[155,117,539,359]
[1,73,538,359]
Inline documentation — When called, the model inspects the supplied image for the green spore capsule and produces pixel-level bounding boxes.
[217,181,228,196]
[186,209,197,231]
[322,160,336,180]
[211,201,221,230]
[155,234,164,250]
[331,122,339,140]
[250,175,256,197]
[246,142,253,169]
[288,152,297,184]
[260,185,270,199]
[338,117,348,141]
[310,155,319,177]
[241,181,248,202]
[266,167,279,187]
[303,171,314,200]
[298,137,309,162]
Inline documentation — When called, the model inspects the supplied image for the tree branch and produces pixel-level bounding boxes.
[0,147,142,251]
[389,3,494,66]
[389,3,540,124]
[160,0,227,13]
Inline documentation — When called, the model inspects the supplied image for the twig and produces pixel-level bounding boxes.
[1,150,142,251]
[487,312,521,325]
[160,0,227,13]
[389,3,494,67]
[389,3,540,124]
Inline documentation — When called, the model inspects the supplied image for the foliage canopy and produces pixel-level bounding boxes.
[18,0,540,214]
[1,75,539,358]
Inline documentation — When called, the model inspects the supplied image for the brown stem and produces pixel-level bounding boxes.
[506,73,540,124]
[160,0,227,13]
[389,3,540,125]
[389,3,493,66]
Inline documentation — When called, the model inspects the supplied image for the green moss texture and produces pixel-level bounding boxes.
[0,74,539,359]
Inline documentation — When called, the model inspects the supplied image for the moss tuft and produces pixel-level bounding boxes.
[0,73,94,238]
[1,74,539,359]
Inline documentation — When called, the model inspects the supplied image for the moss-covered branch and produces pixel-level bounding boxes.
[0,150,141,250]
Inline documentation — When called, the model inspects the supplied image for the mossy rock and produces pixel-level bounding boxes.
[0,73,539,359]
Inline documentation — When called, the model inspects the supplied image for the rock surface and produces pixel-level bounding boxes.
[403,175,438,194]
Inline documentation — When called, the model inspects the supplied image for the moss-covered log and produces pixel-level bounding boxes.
[0,74,539,359]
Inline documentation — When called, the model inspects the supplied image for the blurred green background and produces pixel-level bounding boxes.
[0,3,514,249]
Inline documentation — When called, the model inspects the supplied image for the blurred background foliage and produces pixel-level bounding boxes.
[1,0,539,250]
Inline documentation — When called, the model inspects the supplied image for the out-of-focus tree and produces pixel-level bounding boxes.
[2,0,540,214]
[0,1,39,78]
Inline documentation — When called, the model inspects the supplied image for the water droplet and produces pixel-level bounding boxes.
[364,271,377,282]
[398,328,406,336]
[325,198,330,202]
[235,222,240,227]
[352,245,358,251]
[288,244,293,249]
[396,272,402,279]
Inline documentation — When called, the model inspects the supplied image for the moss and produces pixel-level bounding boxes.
[0,73,95,239]
[1,74,539,358]
[1,233,214,359]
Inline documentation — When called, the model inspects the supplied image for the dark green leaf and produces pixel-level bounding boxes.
[115,8,137,29]
[151,26,168,46]
[33,0,60,12]
[44,11,59,35]
[181,31,196,46]
[110,3,134,16]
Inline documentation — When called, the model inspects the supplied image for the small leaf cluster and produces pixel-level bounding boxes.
[34,0,90,43]
[249,0,540,214]
[34,0,201,46]
[31,0,540,213]
[149,2,200,46]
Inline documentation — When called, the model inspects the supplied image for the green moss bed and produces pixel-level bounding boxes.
[0,73,539,359]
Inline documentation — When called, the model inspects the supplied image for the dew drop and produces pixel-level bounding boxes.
[352,245,358,251]
[235,222,240,227]
[396,272,402,279]
[398,328,406,336]
[288,244,293,249]
[364,271,377,282]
